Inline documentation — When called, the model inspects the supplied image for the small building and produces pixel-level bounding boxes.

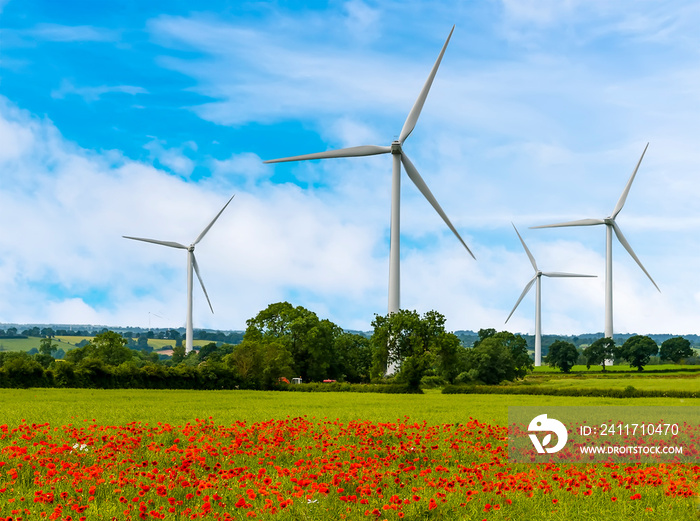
[292,377,302,385]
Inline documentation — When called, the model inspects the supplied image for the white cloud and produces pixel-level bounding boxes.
[143,139,196,177]
[343,0,382,42]
[51,79,147,102]
[3,2,700,336]
[209,152,269,186]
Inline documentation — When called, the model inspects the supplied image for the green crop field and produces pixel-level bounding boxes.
[0,388,697,427]
[0,336,214,354]
[525,376,700,392]
[147,338,213,350]
[0,336,44,352]
[532,364,700,374]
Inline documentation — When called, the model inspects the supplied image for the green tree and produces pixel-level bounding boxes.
[617,335,658,371]
[50,360,76,387]
[0,352,45,388]
[245,302,341,382]
[333,333,373,383]
[34,353,55,369]
[39,337,58,356]
[171,344,186,365]
[583,337,616,371]
[472,329,533,380]
[369,309,462,388]
[659,337,694,363]
[224,339,293,388]
[545,340,578,373]
[463,336,516,385]
[72,331,134,366]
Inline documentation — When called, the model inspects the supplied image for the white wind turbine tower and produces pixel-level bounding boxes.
[124,194,235,354]
[531,143,659,341]
[506,224,596,367]
[264,25,474,325]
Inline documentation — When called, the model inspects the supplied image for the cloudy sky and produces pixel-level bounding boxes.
[1,0,699,335]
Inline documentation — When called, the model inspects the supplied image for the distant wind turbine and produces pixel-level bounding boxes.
[124,194,235,354]
[530,143,659,340]
[506,224,596,366]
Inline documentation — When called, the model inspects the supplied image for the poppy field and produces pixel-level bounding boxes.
[0,389,698,520]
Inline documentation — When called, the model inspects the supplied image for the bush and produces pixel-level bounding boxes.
[442,384,698,399]
[277,382,423,394]
[420,375,446,388]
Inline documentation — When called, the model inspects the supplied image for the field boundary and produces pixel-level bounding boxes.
[442,384,700,399]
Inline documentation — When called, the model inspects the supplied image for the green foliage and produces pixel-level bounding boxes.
[34,353,55,369]
[659,337,693,363]
[332,332,373,383]
[276,382,422,394]
[369,309,461,389]
[39,337,58,356]
[545,340,579,373]
[420,375,446,388]
[66,331,134,367]
[463,336,513,385]
[171,344,185,364]
[617,335,659,371]
[224,339,294,389]
[583,337,615,371]
[465,330,533,384]
[442,384,699,399]
[0,352,46,388]
[244,302,341,382]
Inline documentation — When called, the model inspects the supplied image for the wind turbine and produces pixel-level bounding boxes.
[506,224,596,366]
[124,194,235,354]
[530,143,659,340]
[263,26,474,322]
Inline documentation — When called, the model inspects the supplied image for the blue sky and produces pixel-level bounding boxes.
[1,0,700,334]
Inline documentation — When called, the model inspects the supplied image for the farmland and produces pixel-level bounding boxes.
[0,389,698,520]
[0,336,213,354]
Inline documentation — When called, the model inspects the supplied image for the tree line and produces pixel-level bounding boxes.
[0,302,694,389]
[545,335,695,373]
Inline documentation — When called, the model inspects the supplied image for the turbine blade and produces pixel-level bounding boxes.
[612,222,660,292]
[194,194,235,245]
[505,276,536,324]
[530,218,605,229]
[542,272,597,278]
[192,253,214,313]
[612,143,649,219]
[398,25,455,144]
[401,152,475,259]
[512,223,538,272]
[263,145,391,164]
[122,236,187,249]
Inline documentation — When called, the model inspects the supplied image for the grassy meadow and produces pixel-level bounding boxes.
[0,336,213,353]
[1,387,698,427]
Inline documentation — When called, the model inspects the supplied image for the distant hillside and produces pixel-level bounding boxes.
[2,324,698,352]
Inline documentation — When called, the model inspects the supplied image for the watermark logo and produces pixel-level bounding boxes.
[528,414,568,454]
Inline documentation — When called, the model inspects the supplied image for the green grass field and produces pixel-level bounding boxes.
[1,388,697,427]
[0,336,213,353]
[526,376,700,392]
[531,364,700,374]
